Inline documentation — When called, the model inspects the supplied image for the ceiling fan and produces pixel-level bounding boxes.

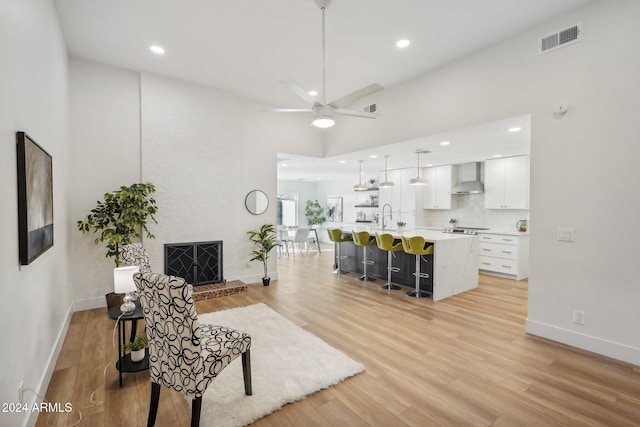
[267,0,384,128]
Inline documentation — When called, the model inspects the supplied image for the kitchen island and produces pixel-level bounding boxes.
[337,228,479,301]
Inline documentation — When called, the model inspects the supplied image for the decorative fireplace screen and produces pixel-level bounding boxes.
[164,240,223,286]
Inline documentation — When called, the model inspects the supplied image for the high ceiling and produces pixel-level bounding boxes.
[54,0,589,180]
[55,0,590,108]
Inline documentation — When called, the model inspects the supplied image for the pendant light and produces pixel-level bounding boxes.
[378,155,395,188]
[409,149,429,185]
[353,160,368,191]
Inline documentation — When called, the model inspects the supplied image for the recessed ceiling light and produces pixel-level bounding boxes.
[339,160,346,164]
[508,127,522,132]
[440,141,450,146]
[150,45,165,55]
[396,39,410,48]
[493,154,503,158]
[426,163,433,167]
[369,154,377,158]
[309,90,318,97]
[281,163,287,167]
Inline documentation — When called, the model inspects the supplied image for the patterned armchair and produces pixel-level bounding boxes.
[119,243,152,273]
[133,272,252,427]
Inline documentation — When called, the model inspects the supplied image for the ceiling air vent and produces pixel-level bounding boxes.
[363,103,377,113]
[539,23,581,54]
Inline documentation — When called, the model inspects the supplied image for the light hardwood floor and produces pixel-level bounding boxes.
[38,244,640,426]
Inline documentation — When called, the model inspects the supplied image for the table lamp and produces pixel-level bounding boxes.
[114,265,140,314]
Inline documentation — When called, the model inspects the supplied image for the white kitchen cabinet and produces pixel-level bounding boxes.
[478,233,529,280]
[378,168,416,228]
[484,155,529,209]
[422,165,454,209]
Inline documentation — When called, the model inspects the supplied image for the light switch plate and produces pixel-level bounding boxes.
[557,227,575,242]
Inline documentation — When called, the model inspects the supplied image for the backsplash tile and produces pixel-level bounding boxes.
[422,194,529,232]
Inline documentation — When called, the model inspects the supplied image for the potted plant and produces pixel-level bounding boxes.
[124,335,148,362]
[449,218,458,228]
[247,224,280,286]
[304,200,326,226]
[397,221,406,233]
[77,183,158,266]
[368,178,377,188]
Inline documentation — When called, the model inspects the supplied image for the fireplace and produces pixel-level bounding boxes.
[164,241,223,286]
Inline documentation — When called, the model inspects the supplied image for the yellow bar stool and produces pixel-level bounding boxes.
[327,228,352,274]
[352,231,377,282]
[375,232,402,290]
[401,235,434,298]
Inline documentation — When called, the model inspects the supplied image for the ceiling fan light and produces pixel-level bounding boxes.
[312,116,335,128]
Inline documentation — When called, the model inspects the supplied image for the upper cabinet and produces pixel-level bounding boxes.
[378,169,417,214]
[422,165,454,209]
[484,155,529,209]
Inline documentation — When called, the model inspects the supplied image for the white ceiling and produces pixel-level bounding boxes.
[54,0,588,181]
[277,113,531,182]
[55,0,590,109]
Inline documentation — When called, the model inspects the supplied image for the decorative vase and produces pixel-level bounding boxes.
[131,348,145,362]
[262,277,271,286]
[397,226,404,234]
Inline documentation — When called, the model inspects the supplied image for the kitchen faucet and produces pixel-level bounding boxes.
[381,204,392,230]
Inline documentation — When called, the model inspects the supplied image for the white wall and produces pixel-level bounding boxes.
[139,72,323,284]
[68,58,141,305]
[321,0,640,363]
[0,1,70,426]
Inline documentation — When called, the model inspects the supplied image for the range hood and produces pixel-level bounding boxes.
[452,162,484,194]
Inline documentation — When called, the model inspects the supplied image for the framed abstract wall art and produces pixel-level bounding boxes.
[16,132,53,265]
[326,196,343,222]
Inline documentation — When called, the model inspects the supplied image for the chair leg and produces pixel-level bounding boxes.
[406,255,431,298]
[191,396,202,427]
[357,246,375,281]
[148,382,161,427]
[379,250,401,290]
[242,349,253,395]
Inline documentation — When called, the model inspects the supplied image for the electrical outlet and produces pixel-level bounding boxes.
[18,381,24,403]
[573,310,585,325]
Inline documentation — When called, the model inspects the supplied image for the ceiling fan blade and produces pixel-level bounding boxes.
[279,79,318,104]
[262,108,313,113]
[335,108,379,119]
[330,83,384,108]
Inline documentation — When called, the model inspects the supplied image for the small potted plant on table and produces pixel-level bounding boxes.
[124,335,148,363]
[397,221,406,234]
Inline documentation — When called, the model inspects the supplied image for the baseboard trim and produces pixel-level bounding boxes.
[24,305,74,427]
[526,319,640,366]
[72,296,106,312]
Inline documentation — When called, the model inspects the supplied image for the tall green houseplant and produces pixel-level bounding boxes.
[77,183,158,266]
[304,199,326,226]
[247,224,279,285]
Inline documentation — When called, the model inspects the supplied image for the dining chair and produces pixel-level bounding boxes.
[133,272,252,427]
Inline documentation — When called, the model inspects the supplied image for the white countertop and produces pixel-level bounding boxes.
[341,226,475,242]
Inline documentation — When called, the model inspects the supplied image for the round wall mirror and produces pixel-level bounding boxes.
[245,190,269,215]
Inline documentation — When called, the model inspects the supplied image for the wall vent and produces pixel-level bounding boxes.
[363,103,377,113]
[539,23,581,54]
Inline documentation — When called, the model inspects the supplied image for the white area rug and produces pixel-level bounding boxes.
[196,303,365,427]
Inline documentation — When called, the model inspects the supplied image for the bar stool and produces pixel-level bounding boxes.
[375,232,402,290]
[352,231,376,282]
[327,228,352,274]
[401,235,434,298]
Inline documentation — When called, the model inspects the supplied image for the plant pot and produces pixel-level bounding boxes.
[397,226,404,234]
[262,277,271,286]
[130,348,145,362]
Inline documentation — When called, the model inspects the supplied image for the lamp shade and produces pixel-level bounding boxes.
[114,265,139,294]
